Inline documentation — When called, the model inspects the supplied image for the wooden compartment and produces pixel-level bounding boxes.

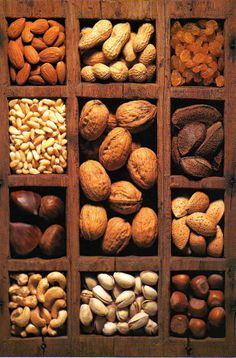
[0,0,235,357]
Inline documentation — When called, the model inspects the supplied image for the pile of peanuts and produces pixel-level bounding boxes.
[9,98,67,174]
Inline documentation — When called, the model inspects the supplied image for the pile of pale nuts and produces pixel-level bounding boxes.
[79,99,158,254]
[80,271,158,335]
[9,98,67,174]
[9,272,67,337]
[79,20,156,82]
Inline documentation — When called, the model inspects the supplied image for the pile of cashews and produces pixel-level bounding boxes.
[9,271,67,337]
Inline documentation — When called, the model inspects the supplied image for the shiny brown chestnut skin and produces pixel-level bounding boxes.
[172,274,190,292]
[170,314,189,336]
[39,195,64,223]
[10,222,42,256]
[188,298,208,318]
[11,191,41,215]
[189,318,206,338]
[170,291,188,313]
[208,274,224,289]
[208,307,225,327]
[190,275,209,298]
[39,224,66,258]
[207,290,224,308]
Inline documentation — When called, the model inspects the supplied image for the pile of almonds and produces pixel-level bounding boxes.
[80,271,158,335]
[172,104,223,178]
[171,19,224,87]
[172,191,224,257]
[10,190,66,258]
[79,99,158,254]
[170,273,225,338]
[9,272,67,337]
[79,20,156,82]
[9,98,67,174]
[8,18,66,85]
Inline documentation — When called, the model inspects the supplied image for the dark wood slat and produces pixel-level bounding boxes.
[170,257,226,271]
[8,174,68,187]
[3,0,67,17]
[78,256,115,271]
[7,257,69,271]
[170,175,226,189]
[170,87,225,100]
[3,86,69,98]
[168,0,231,18]
[115,256,161,272]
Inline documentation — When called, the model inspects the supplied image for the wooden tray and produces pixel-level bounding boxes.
[0,0,236,356]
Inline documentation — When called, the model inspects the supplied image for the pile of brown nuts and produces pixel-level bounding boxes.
[79,99,158,254]
[80,271,158,335]
[10,190,66,258]
[170,273,225,338]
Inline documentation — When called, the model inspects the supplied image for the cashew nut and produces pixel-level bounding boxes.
[12,294,38,309]
[47,272,66,289]
[47,325,58,336]
[36,278,49,303]
[10,306,30,327]
[10,324,23,336]
[50,310,68,328]
[20,330,27,338]
[30,306,46,328]
[25,323,40,336]
[8,301,19,309]
[51,299,67,318]
[9,284,30,297]
[43,287,66,309]
[40,307,51,324]
[41,326,48,335]
[28,274,42,295]
[10,273,28,286]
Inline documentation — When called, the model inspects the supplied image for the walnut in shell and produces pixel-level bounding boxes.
[79,100,109,141]
[116,100,157,133]
[99,127,132,171]
[132,207,158,248]
[108,181,142,215]
[80,204,108,241]
[79,160,111,201]
[127,147,157,189]
[102,217,131,254]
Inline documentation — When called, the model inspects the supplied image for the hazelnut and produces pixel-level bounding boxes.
[189,318,206,338]
[208,307,225,327]
[171,274,190,292]
[207,290,224,308]
[170,314,189,336]
[39,195,64,223]
[188,298,208,318]
[170,291,188,313]
[208,274,224,289]
[190,275,209,298]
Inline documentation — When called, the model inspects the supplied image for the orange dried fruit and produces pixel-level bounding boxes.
[175,43,185,56]
[182,69,194,83]
[200,43,209,55]
[171,34,181,48]
[200,67,215,79]
[176,30,185,41]
[183,32,195,44]
[171,21,182,34]
[180,49,191,63]
[192,64,207,73]
[216,32,224,46]
[208,61,218,72]
[204,26,215,36]
[203,77,214,86]
[209,41,222,57]
[184,59,195,68]
[215,75,224,87]
[193,52,206,65]
[171,55,185,72]
[206,20,218,31]
[171,70,182,86]
[198,19,207,29]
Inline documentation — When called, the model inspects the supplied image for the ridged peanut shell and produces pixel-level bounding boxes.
[207,225,224,258]
[103,23,131,60]
[83,50,110,66]
[108,181,142,215]
[129,63,147,82]
[80,204,108,241]
[206,200,225,224]
[133,23,155,52]
[172,197,188,218]
[139,44,156,66]
[187,192,210,214]
[110,61,129,82]
[186,212,217,237]
[99,127,132,171]
[79,100,109,141]
[172,217,190,250]
[127,147,157,189]
[79,20,112,51]
[102,217,131,255]
[132,208,158,248]
[79,160,111,201]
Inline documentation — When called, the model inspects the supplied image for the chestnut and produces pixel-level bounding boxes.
[10,222,42,256]
[172,274,190,292]
[189,318,206,338]
[190,275,209,298]
[208,274,224,289]
[39,195,64,222]
[11,190,41,216]
[188,298,208,318]
[170,291,188,313]
[207,290,224,308]
[170,314,189,336]
[39,224,66,258]
[208,307,225,327]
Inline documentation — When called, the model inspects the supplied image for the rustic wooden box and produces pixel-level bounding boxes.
[0,0,236,356]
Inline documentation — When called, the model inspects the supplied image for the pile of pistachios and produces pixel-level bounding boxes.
[79,271,158,335]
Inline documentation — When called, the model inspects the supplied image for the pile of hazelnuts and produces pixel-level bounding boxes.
[170,273,225,338]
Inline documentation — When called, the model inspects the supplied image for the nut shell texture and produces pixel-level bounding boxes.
[80,204,108,241]
[132,208,158,248]
[102,217,131,254]
[108,181,142,215]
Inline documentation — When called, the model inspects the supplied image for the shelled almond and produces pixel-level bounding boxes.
[171,192,224,257]
[171,104,224,178]
[79,271,158,335]
[79,20,156,82]
[79,99,158,255]
[9,98,67,174]
[170,272,225,338]
[170,19,224,87]
[7,18,66,85]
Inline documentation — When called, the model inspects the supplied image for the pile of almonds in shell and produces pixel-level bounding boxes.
[170,273,225,338]
[172,191,224,257]
[8,18,66,85]
[79,20,156,82]
[172,104,223,178]
[79,99,158,254]
[80,271,158,335]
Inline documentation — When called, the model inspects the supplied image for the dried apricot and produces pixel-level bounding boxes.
[171,70,182,86]
[208,61,218,72]
[204,26,215,36]
[175,43,185,56]
[203,77,214,86]
[187,42,201,53]
[171,21,182,34]
[216,32,224,46]
[171,34,181,48]
[215,75,224,87]
[206,20,218,31]
[193,52,206,65]
[209,41,222,57]
[182,69,194,83]
[200,67,215,79]
[176,30,185,41]
[184,59,195,68]
[183,32,195,43]
[180,49,191,63]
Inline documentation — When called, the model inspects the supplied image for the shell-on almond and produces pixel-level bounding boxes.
[186,212,217,237]
[186,191,210,214]
[206,200,225,224]
[189,232,206,256]
[172,197,188,218]
[172,216,190,250]
[207,225,224,257]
